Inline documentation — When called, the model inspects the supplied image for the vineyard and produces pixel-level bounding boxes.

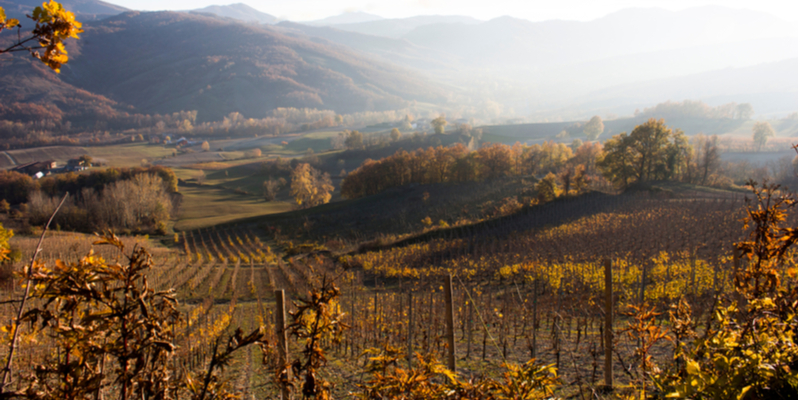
[0,186,796,398]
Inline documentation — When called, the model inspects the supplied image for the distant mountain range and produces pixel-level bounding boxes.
[272,6,798,117]
[575,58,798,117]
[189,3,278,24]
[303,11,384,26]
[274,21,462,72]
[397,7,796,71]
[321,15,482,38]
[61,11,447,122]
[0,10,449,125]
[0,1,796,129]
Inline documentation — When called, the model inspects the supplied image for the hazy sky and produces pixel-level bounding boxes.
[103,0,799,22]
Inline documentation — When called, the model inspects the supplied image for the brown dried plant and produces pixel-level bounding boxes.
[2,233,180,399]
[619,303,669,399]
[0,232,266,400]
[357,344,559,400]
[283,277,347,400]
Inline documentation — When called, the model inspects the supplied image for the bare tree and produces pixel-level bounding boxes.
[700,134,720,185]
[263,178,281,201]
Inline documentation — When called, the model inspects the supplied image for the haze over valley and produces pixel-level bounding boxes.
[0,0,796,126]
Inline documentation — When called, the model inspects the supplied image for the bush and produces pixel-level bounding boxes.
[652,180,797,399]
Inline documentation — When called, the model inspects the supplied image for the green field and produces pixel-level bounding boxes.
[88,143,176,167]
[173,185,292,231]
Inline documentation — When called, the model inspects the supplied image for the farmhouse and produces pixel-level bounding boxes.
[66,158,89,172]
[11,160,57,177]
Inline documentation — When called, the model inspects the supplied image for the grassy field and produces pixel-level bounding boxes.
[281,130,340,154]
[173,184,293,231]
[87,143,176,167]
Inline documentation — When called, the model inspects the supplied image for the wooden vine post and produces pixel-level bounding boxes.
[275,289,291,400]
[444,274,456,372]
[690,249,697,299]
[407,291,414,366]
[466,293,473,359]
[532,278,537,358]
[603,259,614,391]
[733,245,745,309]
[638,262,647,305]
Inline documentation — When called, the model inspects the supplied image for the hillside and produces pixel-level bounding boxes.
[0,55,131,128]
[59,11,447,122]
[0,11,447,124]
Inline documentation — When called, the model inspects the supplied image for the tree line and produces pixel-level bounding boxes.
[341,118,796,200]
[635,100,754,120]
[0,166,179,234]
[0,104,422,150]
[341,140,602,199]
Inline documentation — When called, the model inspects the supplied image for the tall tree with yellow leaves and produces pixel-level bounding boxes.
[290,163,333,209]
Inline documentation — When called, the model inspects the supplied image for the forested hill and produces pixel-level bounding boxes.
[0,56,128,126]
[0,10,449,124]
[59,11,448,122]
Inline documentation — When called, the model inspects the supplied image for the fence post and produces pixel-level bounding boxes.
[466,292,473,359]
[603,259,614,391]
[350,275,356,358]
[639,261,647,305]
[407,291,414,366]
[532,278,537,358]
[275,289,291,400]
[444,274,456,372]
[690,249,697,299]
[733,245,744,309]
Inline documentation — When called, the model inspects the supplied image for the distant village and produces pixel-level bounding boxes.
[8,136,200,179]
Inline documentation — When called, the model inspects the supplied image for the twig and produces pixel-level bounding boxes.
[0,192,68,393]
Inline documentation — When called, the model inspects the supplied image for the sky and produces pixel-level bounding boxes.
[103,0,799,22]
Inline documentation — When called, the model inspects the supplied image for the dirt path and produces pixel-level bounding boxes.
[1,151,17,166]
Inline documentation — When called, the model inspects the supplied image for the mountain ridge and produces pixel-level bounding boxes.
[322,14,482,38]
[189,3,279,24]
[303,11,383,26]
